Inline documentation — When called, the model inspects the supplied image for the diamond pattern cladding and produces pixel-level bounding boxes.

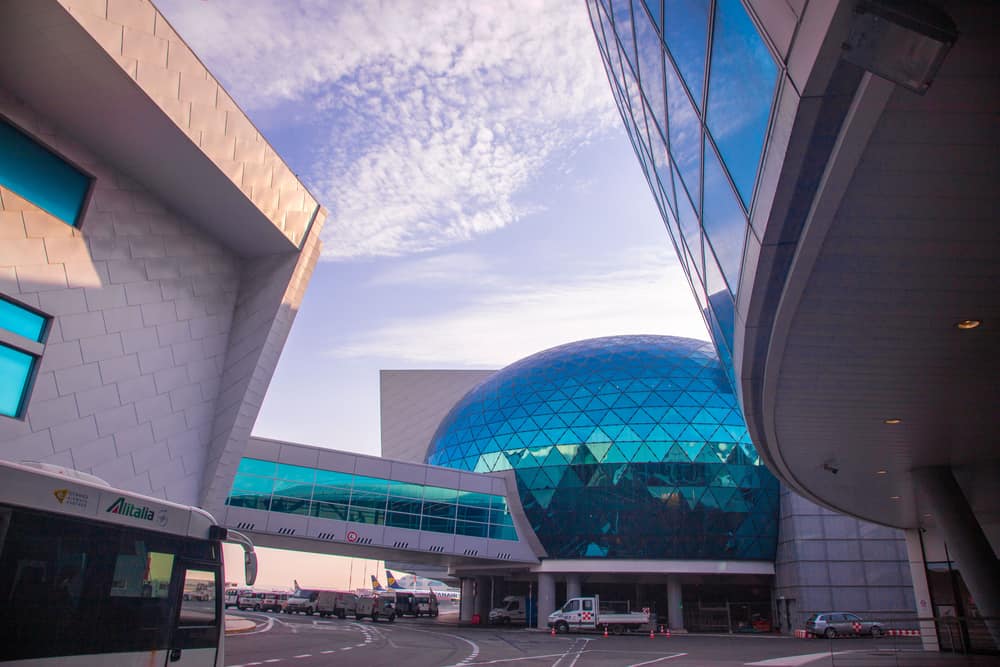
[426,335,778,560]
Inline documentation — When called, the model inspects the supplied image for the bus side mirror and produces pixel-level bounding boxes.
[245,551,258,587]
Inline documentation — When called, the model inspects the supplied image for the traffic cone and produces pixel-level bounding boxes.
[550,626,556,637]
[603,625,608,638]
[650,627,655,639]
[659,624,665,636]
[665,627,671,638]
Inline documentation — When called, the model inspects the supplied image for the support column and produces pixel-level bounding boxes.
[904,528,940,652]
[460,578,475,622]
[913,467,1000,650]
[537,573,556,630]
[565,574,581,601]
[667,575,684,631]
[475,576,492,621]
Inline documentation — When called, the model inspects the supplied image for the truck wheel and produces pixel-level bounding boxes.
[556,621,569,634]
[388,613,395,623]
[611,624,624,636]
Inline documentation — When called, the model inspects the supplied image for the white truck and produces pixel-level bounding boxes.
[489,595,527,624]
[547,595,650,635]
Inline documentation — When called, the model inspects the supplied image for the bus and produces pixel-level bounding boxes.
[0,459,257,665]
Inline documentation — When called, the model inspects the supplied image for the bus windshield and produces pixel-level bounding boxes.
[0,503,221,662]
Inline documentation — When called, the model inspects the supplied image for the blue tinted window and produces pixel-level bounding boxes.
[352,475,389,495]
[421,516,456,535]
[0,297,46,342]
[674,167,702,280]
[386,512,421,531]
[708,286,736,353]
[275,463,315,484]
[702,141,747,295]
[706,0,778,208]
[663,0,711,110]
[456,521,489,539]
[237,458,277,477]
[663,58,700,211]
[0,344,34,418]
[632,0,666,143]
[609,0,638,77]
[490,524,519,541]
[314,470,353,487]
[0,120,90,226]
[231,474,274,495]
[313,484,352,505]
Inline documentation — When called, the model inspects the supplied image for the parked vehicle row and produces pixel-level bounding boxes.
[226,586,438,622]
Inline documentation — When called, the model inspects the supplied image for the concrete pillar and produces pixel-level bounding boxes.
[565,574,581,601]
[913,467,1000,650]
[460,578,475,622]
[537,573,556,630]
[667,575,684,631]
[904,528,940,652]
[475,576,492,620]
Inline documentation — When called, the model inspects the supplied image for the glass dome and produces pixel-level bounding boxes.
[426,335,778,560]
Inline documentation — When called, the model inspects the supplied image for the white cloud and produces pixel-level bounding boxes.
[157,0,620,259]
[329,246,709,366]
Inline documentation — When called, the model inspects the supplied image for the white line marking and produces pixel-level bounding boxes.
[459,654,568,666]
[264,660,282,664]
[627,654,688,667]
[397,626,480,667]
[745,652,844,666]
[293,655,311,659]
[321,650,336,654]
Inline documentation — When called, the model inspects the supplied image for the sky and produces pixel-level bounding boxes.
[156,0,709,590]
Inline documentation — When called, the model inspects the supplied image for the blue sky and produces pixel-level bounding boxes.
[156,0,709,460]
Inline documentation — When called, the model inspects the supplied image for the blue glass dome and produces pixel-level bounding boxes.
[426,335,778,560]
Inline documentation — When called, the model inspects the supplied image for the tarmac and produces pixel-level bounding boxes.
[224,615,257,634]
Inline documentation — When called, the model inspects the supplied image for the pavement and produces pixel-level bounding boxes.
[225,614,258,634]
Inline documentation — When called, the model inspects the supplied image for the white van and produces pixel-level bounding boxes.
[317,590,357,619]
[286,589,322,615]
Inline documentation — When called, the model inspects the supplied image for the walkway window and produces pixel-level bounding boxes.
[0,295,49,419]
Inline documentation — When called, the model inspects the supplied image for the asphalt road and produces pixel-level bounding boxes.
[224,611,998,667]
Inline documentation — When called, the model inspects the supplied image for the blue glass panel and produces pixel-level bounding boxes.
[387,497,422,514]
[456,521,489,538]
[0,297,46,342]
[0,344,33,418]
[386,512,421,531]
[632,0,666,143]
[456,491,492,509]
[609,0,638,77]
[311,502,350,522]
[386,480,424,499]
[489,524,519,541]
[0,119,90,226]
[314,470,353,487]
[350,491,387,510]
[422,486,458,503]
[702,140,747,295]
[457,505,491,523]
[236,458,276,477]
[272,479,312,499]
[642,0,662,33]
[351,475,388,495]
[231,473,274,495]
[706,0,778,208]
[226,493,269,511]
[663,0,711,109]
[423,502,457,519]
[275,463,314,484]
[708,286,736,354]
[663,57,700,211]
[349,507,385,525]
[421,516,455,535]
[269,496,310,516]
[674,169,702,281]
[312,484,352,505]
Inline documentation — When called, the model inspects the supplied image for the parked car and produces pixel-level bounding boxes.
[806,612,884,638]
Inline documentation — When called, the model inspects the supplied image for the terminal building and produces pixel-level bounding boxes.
[381,335,915,633]
[586,0,998,652]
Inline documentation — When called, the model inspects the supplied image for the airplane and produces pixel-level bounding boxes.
[370,575,386,591]
[385,570,461,601]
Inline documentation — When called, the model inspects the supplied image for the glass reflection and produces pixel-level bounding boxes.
[609,0,639,77]
[663,0,711,110]
[632,0,667,142]
[702,140,747,295]
[664,57,700,210]
[706,0,778,208]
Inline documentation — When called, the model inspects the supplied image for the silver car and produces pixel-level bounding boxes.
[806,612,884,638]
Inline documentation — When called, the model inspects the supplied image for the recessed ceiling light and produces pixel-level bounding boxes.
[890,495,901,500]
[955,319,982,330]
[876,470,888,475]
[884,418,902,425]
[923,513,932,518]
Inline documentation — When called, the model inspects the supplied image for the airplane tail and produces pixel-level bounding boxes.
[370,575,384,591]
[385,570,404,590]
[293,579,301,594]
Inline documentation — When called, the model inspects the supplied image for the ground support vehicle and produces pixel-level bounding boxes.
[286,589,323,615]
[414,592,439,617]
[0,458,257,665]
[317,590,358,618]
[490,595,528,624]
[355,594,396,622]
[548,595,650,635]
[225,587,250,609]
[805,612,884,638]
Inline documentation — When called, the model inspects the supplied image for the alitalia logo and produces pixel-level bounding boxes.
[106,496,155,522]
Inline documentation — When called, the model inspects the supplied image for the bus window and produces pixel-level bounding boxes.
[173,565,221,653]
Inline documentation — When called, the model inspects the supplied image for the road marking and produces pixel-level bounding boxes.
[264,661,282,664]
[321,650,336,654]
[627,654,688,667]
[293,655,311,659]
[399,626,481,667]
[458,654,568,665]
[745,653,844,666]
